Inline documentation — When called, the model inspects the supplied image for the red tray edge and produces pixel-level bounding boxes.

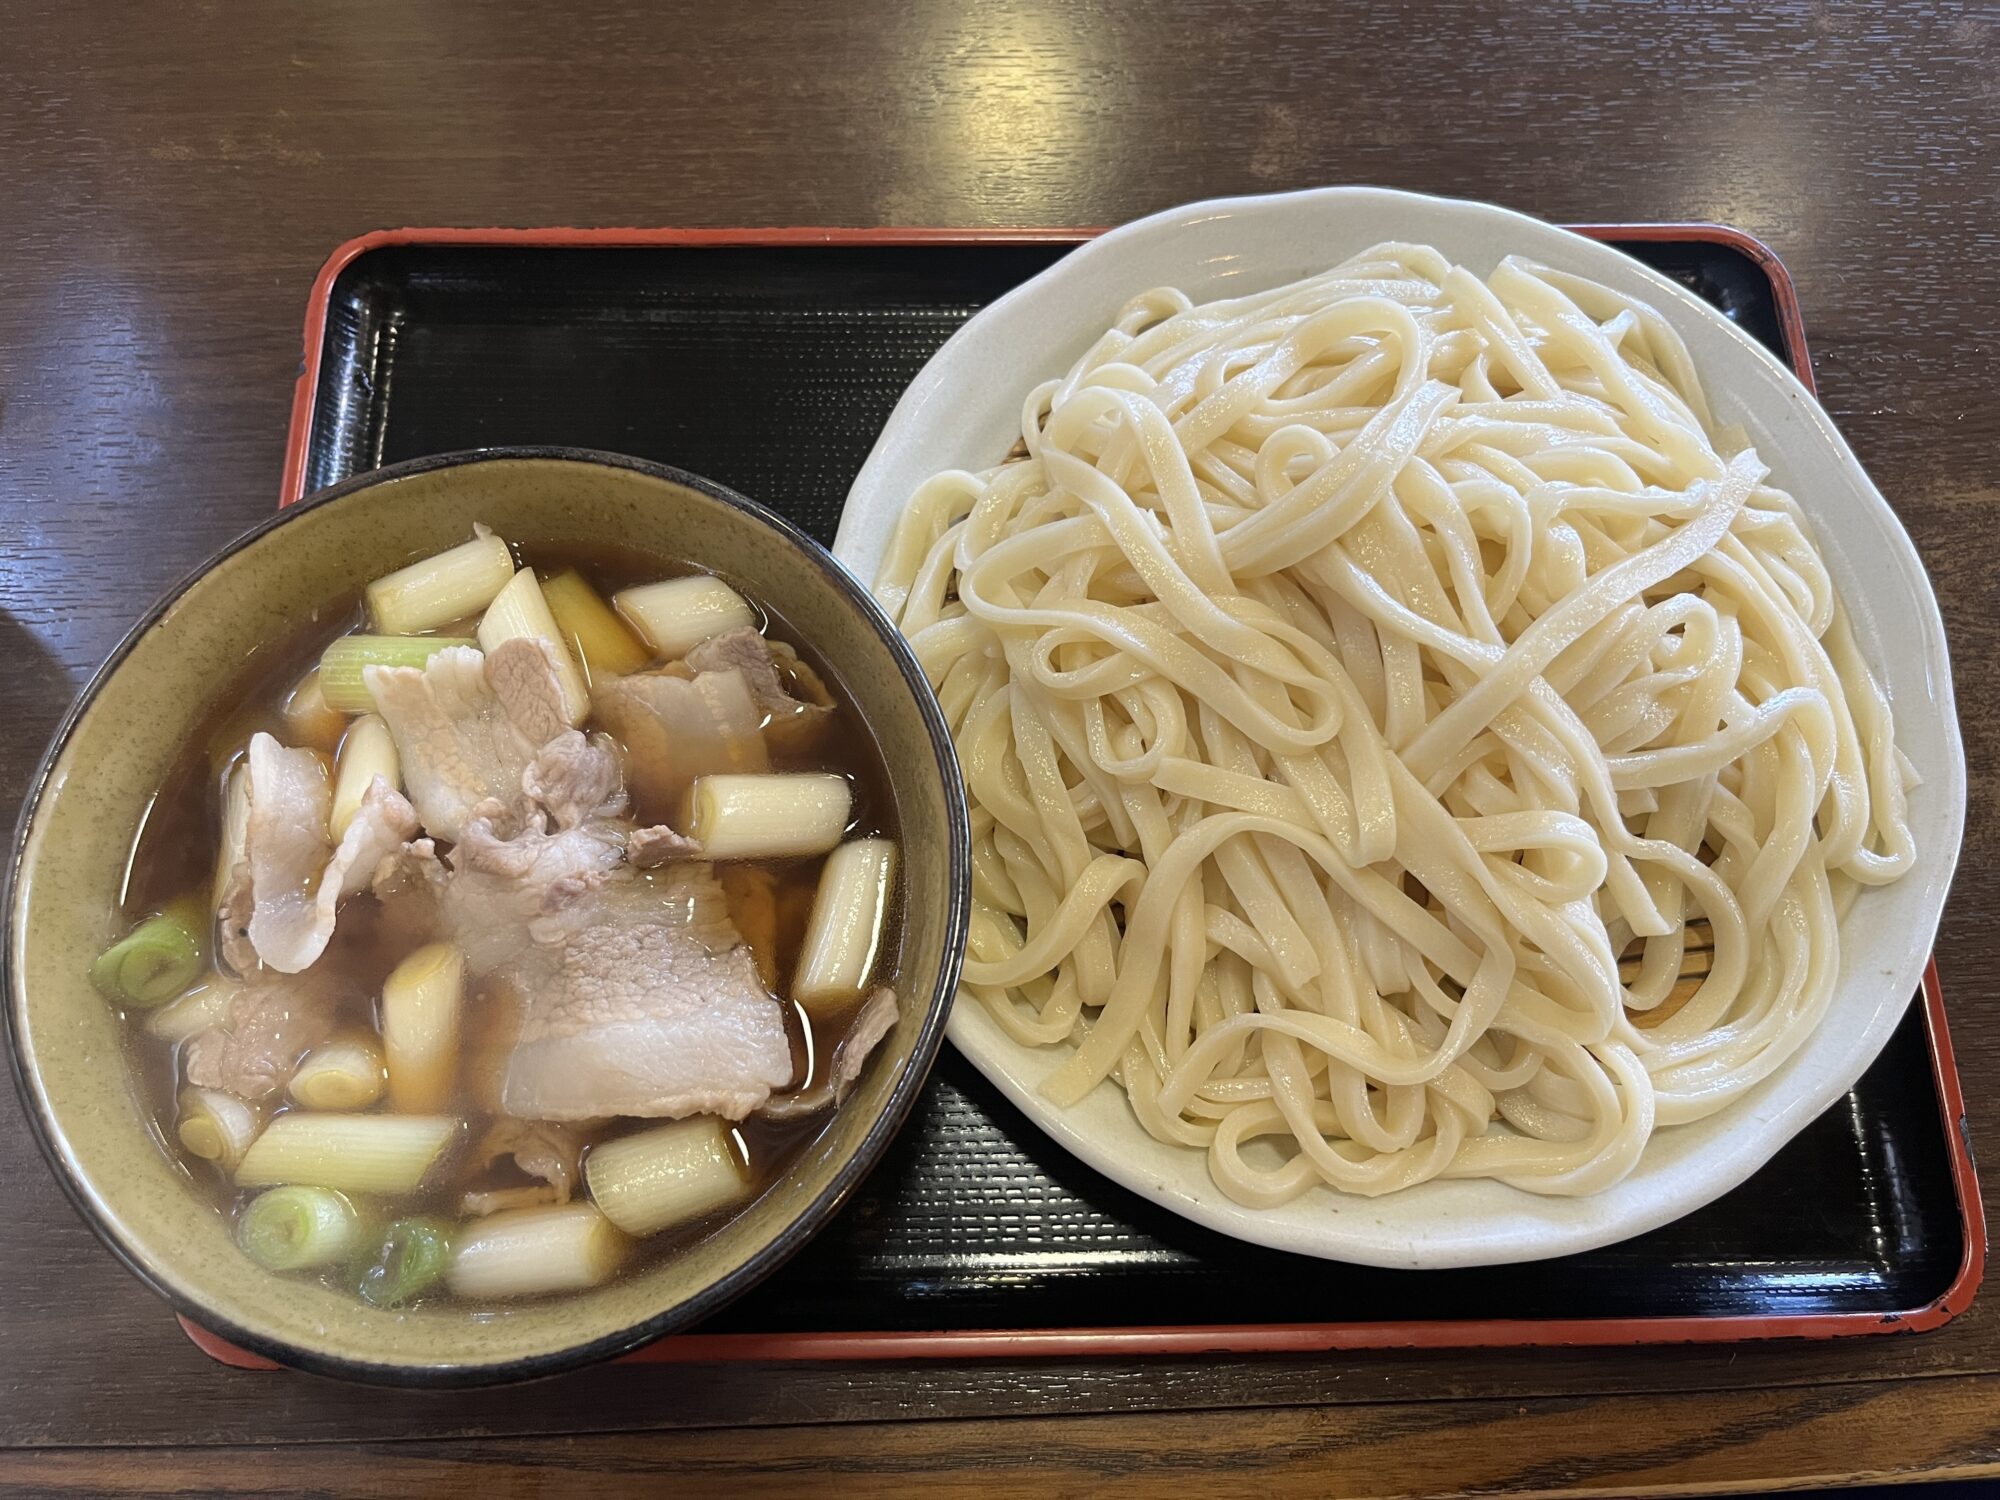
[210,220,1977,1372]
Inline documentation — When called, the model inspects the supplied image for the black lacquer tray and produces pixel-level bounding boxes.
[184,223,1981,1367]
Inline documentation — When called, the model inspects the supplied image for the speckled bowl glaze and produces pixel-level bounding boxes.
[5,449,970,1385]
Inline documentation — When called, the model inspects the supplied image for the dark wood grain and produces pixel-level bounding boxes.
[7,1374,2000,1497]
[1,0,1996,1489]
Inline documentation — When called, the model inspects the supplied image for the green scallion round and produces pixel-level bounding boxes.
[236,1186,361,1272]
[356,1216,454,1308]
[90,898,206,1008]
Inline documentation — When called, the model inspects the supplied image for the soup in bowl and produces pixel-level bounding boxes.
[5,450,969,1384]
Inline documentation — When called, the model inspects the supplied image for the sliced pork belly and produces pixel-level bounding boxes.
[368,648,796,1128]
[365,637,577,842]
[686,627,836,755]
[524,730,627,830]
[229,734,328,972]
[625,823,702,867]
[371,799,624,975]
[497,868,794,1123]
[434,800,627,972]
[216,855,254,979]
[592,665,767,821]
[183,972,337,1101]
[382,804,792,1120]
[460,1118,586,1217]
[758,986,899,1121]
[312,774,421,941]
[229,734,418,974]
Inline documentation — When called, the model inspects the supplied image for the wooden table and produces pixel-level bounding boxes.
[2,2,1996,1493]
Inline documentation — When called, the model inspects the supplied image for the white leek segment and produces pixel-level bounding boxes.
[329,714,400,840]
[613,575,755,659]
[235,1113,458,1195]
[176,1088,262,1171]
[381,942,465,1113]
[365,524,515,635]
[321,635,477,713]
[445,1203,630,1299]
[148,979,239,1045]
[289,1035,387,1111]
[281,668,348,753]
[477,568,590,726]
[794,839,898,1012]
[686,773,851,860]
[542,568,651,681]
[584,1118,751,1237]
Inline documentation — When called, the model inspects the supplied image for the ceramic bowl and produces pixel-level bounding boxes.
[5,448,970,1384]
[834,185,1965,1268]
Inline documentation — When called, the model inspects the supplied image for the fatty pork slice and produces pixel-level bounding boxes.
[591,665,768,821]
[625,823,702,867]
[374,785,793,1122]
[227,733,418,974]
[684,627,837,756]
[184,972,338,1101]
[757,986,900,1121]
[498,867,795,1123]
[524,730,627,830]
[433,800,629,973]
[370,802,693,972]
[365,637,577,843]
[460,1119,587,1217]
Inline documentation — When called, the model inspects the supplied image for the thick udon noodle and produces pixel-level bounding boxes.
[875,243,1916,1202]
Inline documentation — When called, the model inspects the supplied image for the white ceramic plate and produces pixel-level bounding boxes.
[833,186,1965,1267]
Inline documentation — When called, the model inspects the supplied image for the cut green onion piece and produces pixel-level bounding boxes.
[146,980,238,1045]
[329,714,399,840]
[794,839,897,1012]
[91,895,207,1008]
[365,525,516,636]
[318,635,477,713]
[614,576,755,660]
[235,1113,459,1195]
[685,773,851,861]
[177,1088,262,1171]
[235,1185,361,1272]
[356,1216,454,1308]
[542,568,651,680]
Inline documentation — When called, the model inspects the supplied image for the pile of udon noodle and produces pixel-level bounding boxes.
[876,242,1916,1204]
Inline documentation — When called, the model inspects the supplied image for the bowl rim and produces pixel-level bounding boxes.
[3,445,972,1386]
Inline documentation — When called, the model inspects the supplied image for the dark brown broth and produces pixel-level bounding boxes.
[117,542,904,1309]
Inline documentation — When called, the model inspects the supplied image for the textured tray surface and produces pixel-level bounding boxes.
[300,236,1961,1333]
